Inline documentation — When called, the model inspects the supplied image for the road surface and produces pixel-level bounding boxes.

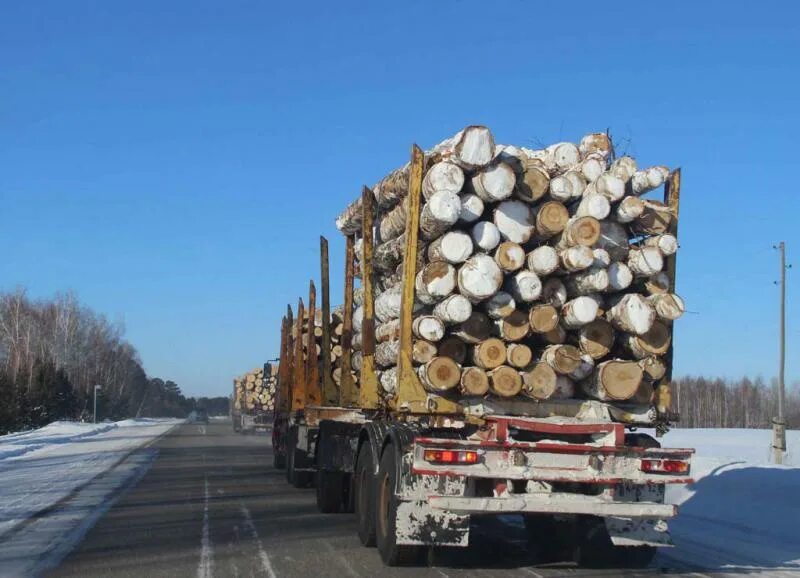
[46,419,729,577]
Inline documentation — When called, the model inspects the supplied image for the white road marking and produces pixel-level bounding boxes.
[520,569,545,578]
[197,476,214,578]
[240,503,277,578]
[199,426,207,435]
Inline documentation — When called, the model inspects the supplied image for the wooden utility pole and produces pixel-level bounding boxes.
[773,241,788,464]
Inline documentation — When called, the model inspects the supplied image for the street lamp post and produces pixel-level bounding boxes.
[93,385,102,424]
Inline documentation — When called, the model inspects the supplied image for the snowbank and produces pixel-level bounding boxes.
[657,428,800,574]
[0,417,182,541]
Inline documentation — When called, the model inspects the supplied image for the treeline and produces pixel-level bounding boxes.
[0,289,196,434]
[673,376,800,429]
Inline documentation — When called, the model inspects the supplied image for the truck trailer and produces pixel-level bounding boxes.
[274,126,692,567]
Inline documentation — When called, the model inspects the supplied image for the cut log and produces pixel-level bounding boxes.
[542,278,568,308]
[422,161,465,200]
[565,267,609,295]
[555,216,601,249]
[374,164,412,209]
[459,193,485,223]
[417,357,461,392]
[452,311,492,344]
[632,381,655,405]
[516,161,550,203]
[607,262,634,292]
[643,272,671,295]
[569,353,596,381]
[564,170,587,199]
[534,201,569,238]
[468,162,516,202]
[506,343,533,368]
[594,173,625,202]
[415,261,456,304]
[493,241,526,272]
[631,166,669,195]
[379,199,408,242]
[628,247,664,277]
[379,367,397,394]
[428,231,473,264]
[543,324,567,344]
[375,287,401,322]
[578,319,615,360]
[592,248,611,268]
[494,200,534,244]
[528,304,559,334]
[412,315,445,342]
[648,293,685,320]
[507,270,542,303]
[432,294,473,325]
[580,155,605,182]
[643,233,678,256]
[485,291,516,319]
[439,125,496,170]
[488,365,523,397]
[582,360,643,401]
[606,294,655,335]
[420,191,461,240]
[561,296,599,328]
[458,254,503,302]
[472,338,507,369]
[413,340,438,364]
[575,193,610,220]
[353,305,364,331]
[374,234,408,272]
[546,142,581,173]
[375,340,400,368]
[639,356,667,381]
[625,320,671,358]
[460,366,490,396]
[615,196,645,223]
[470,221,501,252]
[542,344,582,374]
[610,156,637,181]
[579,133,612,159]
[521,362,557,400]
[596,221,629,262]
[497,309,530,341]
[438,336,467,364]
[548,175,573,202]
[527,245,559,276]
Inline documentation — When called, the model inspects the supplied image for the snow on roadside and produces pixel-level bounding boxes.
[0,418,182,541]
[655,428,800,575]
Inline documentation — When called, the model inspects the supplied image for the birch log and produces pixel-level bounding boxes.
[569,353,596,381]
[543,324,567,344]
[507,343,533,368]
[413,340,438,364]
[564,171,587,199]
[507,270,542,303]
[472,338,507,369]
[552,376,576,399]
[471,221,501,252]
[578,319,615,360]
[494,200,534,244]
[459,194,485,223]
[468,162,516,202]
[485,291,516,319]
[559,246,594,272]
[412,316,445,342]
[643,272,671,295]
[527,245,559,276]
[528,304,559,334]
[542,344,582,374]
[548,175,573,202]
[432,294,473,325]
[427,231,473,264]
[458,254,503,302]
[635,200,672,235]
[628,247,664,277]
[607,262,634,292]
[562,296,599,328]
[556,216,601,249]
[422,161,464,200]
[625,320,671,358]
[581,360,643,401]
[648,293,685,320]
[376,319,401,343]
[516,161,550,203]
[438,335,467,364]
[607,294,655,335]
[460,366,490,396]
[566,268,609,295]
[420,191,461,240]
[643,233,678,256]
[417,357,461,392]
[610,156,637,181]
[597,221,629,262]
[439,125,496,170]
[488,366,523,397]
[521,363,557,400]
[375,340,400,368]
[639,356,667,382]
[452,312,492,344]
[379,367,397,394]
[494,241,526,272]
[497,309,530,341]
[535,201,569,238]
[542,278,568,308]
[415,261,456,305]
[575,194,610,220]
[616,196,645,223]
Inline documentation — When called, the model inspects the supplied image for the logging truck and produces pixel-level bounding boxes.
[273,126,693,567]
[232,364,275,434]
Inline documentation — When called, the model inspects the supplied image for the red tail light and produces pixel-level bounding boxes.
[641,458,690,475]
[423,449,479,465]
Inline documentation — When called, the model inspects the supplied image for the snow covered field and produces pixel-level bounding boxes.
[0,418,181,539]
[656,428,800,575]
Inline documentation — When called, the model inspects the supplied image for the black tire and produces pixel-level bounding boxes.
[316,470,345,513]
[573,516,657,569]
[375,445,424,566]
[273,451,286,469]
[354,443,376,547]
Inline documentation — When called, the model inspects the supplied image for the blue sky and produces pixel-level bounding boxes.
[1,1,797,397]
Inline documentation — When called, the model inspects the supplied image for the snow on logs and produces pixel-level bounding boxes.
[336,124,683,410]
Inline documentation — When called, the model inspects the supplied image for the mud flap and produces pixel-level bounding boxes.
[605,517,672,547]
[395,500,470,546]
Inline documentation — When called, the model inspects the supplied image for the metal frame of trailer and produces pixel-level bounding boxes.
[280,141,691,566]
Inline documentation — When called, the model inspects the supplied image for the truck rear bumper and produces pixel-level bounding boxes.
[428,494,676,518]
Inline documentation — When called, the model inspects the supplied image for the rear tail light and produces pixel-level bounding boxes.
[641,458,690,475]
[423,449,479,465]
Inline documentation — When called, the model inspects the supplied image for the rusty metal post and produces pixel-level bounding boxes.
[277,312,292,414]
[359,186,380,409]
[292,298,306,412]
[305,280,321,407]
[319,236,337,406]
[339,235,356,407]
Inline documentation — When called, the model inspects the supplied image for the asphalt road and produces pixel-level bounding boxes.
[49,419,721,578]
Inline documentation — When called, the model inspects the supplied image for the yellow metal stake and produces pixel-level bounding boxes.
[292,298,306,412]
[305,280,321,407]
[319,237,337,406]
[339,236,356,407]
[359,186,380,409]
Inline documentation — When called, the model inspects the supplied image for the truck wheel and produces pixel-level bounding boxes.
[375,445,423,566]
[316,470,344,513]
[573,516,656,569]
[354,443,376,546]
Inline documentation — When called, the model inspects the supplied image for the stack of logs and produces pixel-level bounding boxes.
[336,125,683,407]
[233,365,277,413]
